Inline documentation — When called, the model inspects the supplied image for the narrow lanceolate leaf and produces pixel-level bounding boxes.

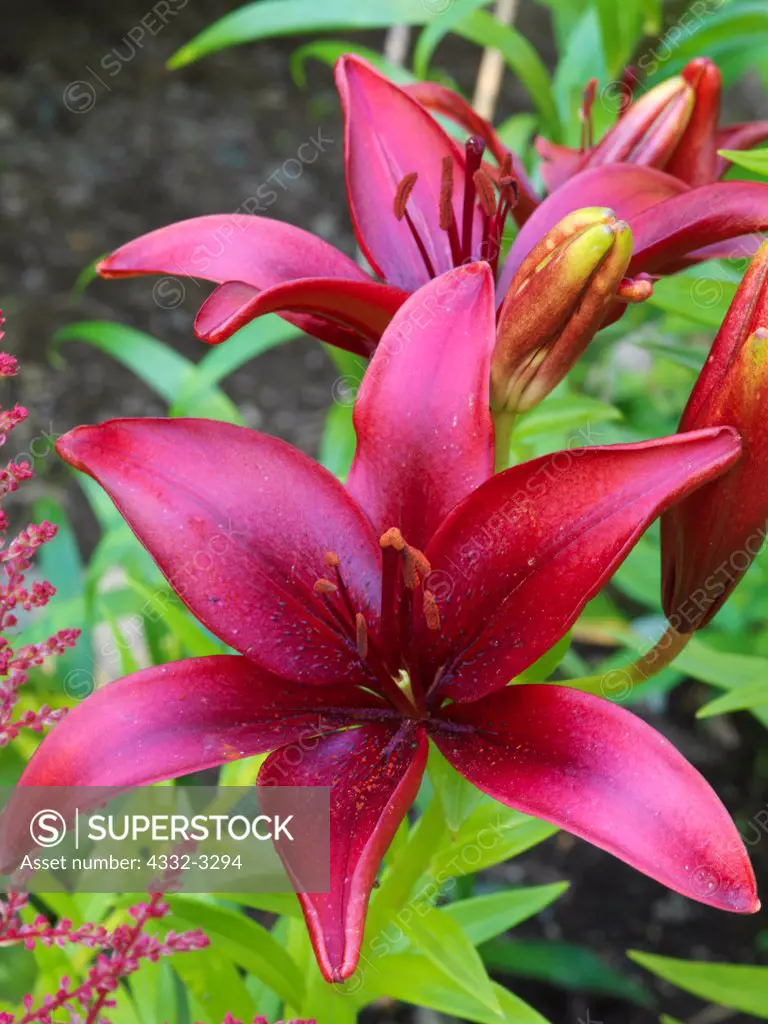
[433,685,759,913]
[52,321,238,421]
[479,938,651,1006]
[356,952,549,1024]
[443,884,569,946]
[697,679,768,719]
[259,722,428,983]
[419,429,741,702]
[413,0,494,80]
[168,896,305,1007]
[455,9,560,139]
[347,265,496,550]
[428,805,557,878]
[167,0,459,69]
[629,951,768,1019]
[399,905,502,1015]
[718,142,768,177]
[56,419,382,685]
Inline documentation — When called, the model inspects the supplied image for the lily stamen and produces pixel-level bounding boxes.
[313,577,338,595]
[394,172,438,279]
[440,156,463,265]
[423,590,441,632]
[355,612,368,658]
[461,136,486,262]
[473,169,498,218]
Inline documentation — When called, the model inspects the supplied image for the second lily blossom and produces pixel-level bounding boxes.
[96,55,768,383]
[537,58,768,191]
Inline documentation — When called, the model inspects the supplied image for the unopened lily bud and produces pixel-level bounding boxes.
[661,243,768,632]
[491,208,633,414]
[665,58,722,187]
[588,74,695,170]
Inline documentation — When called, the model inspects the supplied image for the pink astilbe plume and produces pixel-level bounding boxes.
[0,891,208,1024]
[0,333,275,1024]
[0,332,79,747]
[220,1017,317,1024]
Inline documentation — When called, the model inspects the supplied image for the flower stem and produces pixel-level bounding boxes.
[562,623,691,700]
[493,409,516,473]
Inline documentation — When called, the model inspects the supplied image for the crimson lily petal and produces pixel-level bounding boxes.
[259,722,428,982]
[194,277,408,352]
[499,164,688,298]
[16,656,379,789]
[347,265,496,549]
[630,181,768,275]
[98,214,372,349]
[0,656,385,874]
[420,429,742,702]
[336,55,480,291]
[98,214,368,287]
[56,418,381,685]
[432,684,758,913]
[682,235,763,266]
[404,80,538,222]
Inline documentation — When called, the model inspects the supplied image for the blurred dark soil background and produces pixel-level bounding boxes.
[1,2,766,1022]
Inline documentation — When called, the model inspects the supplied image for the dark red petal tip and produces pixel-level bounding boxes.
[432,685,759,915]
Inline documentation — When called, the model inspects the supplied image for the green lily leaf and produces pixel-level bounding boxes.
[630,950,768,1018]
[444,883,569,946]
[168,0,460,69]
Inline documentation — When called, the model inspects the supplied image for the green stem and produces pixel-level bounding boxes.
[562,623,691,699]
[493,409,516,473]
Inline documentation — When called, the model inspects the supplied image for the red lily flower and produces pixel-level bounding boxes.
[537,59,768,191]
[11,266,757,982]
[96,55,768,362]
[96,55,520,357]
[662,242,768,632]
